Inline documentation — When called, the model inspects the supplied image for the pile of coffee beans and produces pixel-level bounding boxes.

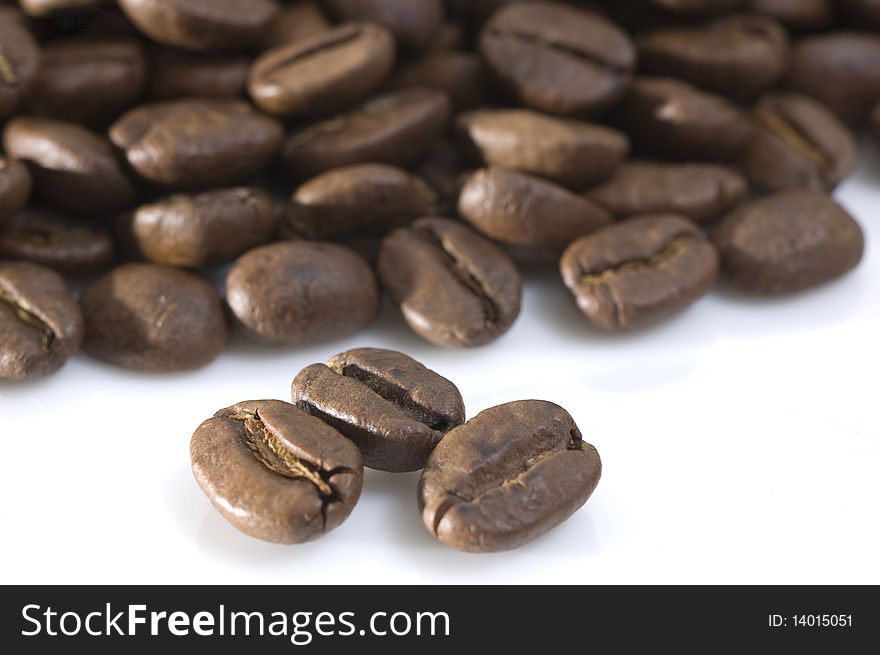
[191,347,602,552]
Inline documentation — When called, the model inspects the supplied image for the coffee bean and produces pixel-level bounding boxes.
[109,99,283,189]
[561,215,719,331]
[426,21,466,52]
[839,0,880,28]
[19,1,112,16]
[119,0,280,51]
[126,188,276,269]
[0,157,32,227]
[416,139,471,216]
[0,261,84,380]
[480,1,636,116]
[419,400,601,552]
[226,241,378,346]
[0,8,40,120]
[3,117,137,216]
[712,191,864,293]
[638,14,790,100]
[27,37,146,126]
[458,167,612,252]
[248,22,396,116]
[81,263,228,371]
[618,77,754,161]
[787,32,880,123]
[148,48,249,100]
[320,0,444,51]
[191,399,363,543]
[291,347,465,471]
[750,0,834,31]
[378,217,523,348]
[456,109,629,189]
[0,206,114,272]
[740,92,857,192]
[282,88,450,179]
[285,164,435,239]
[588,161,746,224]
[389,51,488,111]
[260,1,330,52]
[648,0,748,14]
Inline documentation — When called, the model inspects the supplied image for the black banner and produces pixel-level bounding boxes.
[2,585,876,652]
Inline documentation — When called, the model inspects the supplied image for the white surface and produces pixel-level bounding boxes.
[2,147,879,586]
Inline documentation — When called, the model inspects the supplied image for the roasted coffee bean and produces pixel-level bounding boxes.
[0,206,114,272]
[389,51,488,111]
[648,0,747,14]
[587,161,747,224]
[285,164,435,239]
[320,0,444,51]
[81,263,228,371]
[419,400,602,552]
[561,215,719,331]
[617,77,754,161]
[740,92,857,192]
[839,0,880,29]
[109,99,283,189]
[458,167,611,252]
[0,261,83,381]
[456,109,629,189]
[248,22,396,116]
[191,399,363,543]
[378,217,522,348]
[416,139,471,215]
[0,8,41,120]
[3,117,137,216]
[148,49,249,100]
[749,0,834,31]
[480,1,636,116]
[638,14,790,100]
[261,1,330,51]
[226,241,378,346]
[19,0,112,16]
[27,37,146,126]
[282,88,450,179]
[291,347,465,471]
[118,0,280,51]
[426,22,466,52]
[0,157,32,227]
[787,33,880,123]
[126,188,276,269]
[712,191,864,293]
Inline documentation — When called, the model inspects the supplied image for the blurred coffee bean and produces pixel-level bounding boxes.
[260,1,330,51]
[320,0,444,51]
[749,0,835,31]
[389,52,488,111]
[0,8,41,120]
[148,49,249,100]
[0,157,32,227]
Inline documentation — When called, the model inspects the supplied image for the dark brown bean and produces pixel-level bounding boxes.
[0,157,32,227]
[260,1,331,51]
[3,117,137,216]
[320,0,444,51]
[126,188,276,269]
[480,1,636,116]
[248,22,396,116]
[378,217,523,348]
[148,49,249,100]
[648,0,748,14]
[27,37,146,126]
[456,109,629,189]
[712,191,865,293]
[118,0,280,51]
[226,241,379,346]
[419,400,602,552]
[749,0,834,31]
[0,206,114,272]
[282,88,450,179]
[740,92,858,192]
[0,261,84,380]
[109,99,283,189]
[388,51,488,111]
[81,263,228,371]
[587,161,748,223]
[458,167,612,252]
[638,14,790,100]
[191,399,363,544]
[0,8,40,120]
[285,164,435,239]
[786,32,880,123]
[19,1,112,16]
[291,347,465,472]
[561,215,720,331]
[617,77,754,161]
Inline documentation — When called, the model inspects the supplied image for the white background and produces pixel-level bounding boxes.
[2,146,878,585]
